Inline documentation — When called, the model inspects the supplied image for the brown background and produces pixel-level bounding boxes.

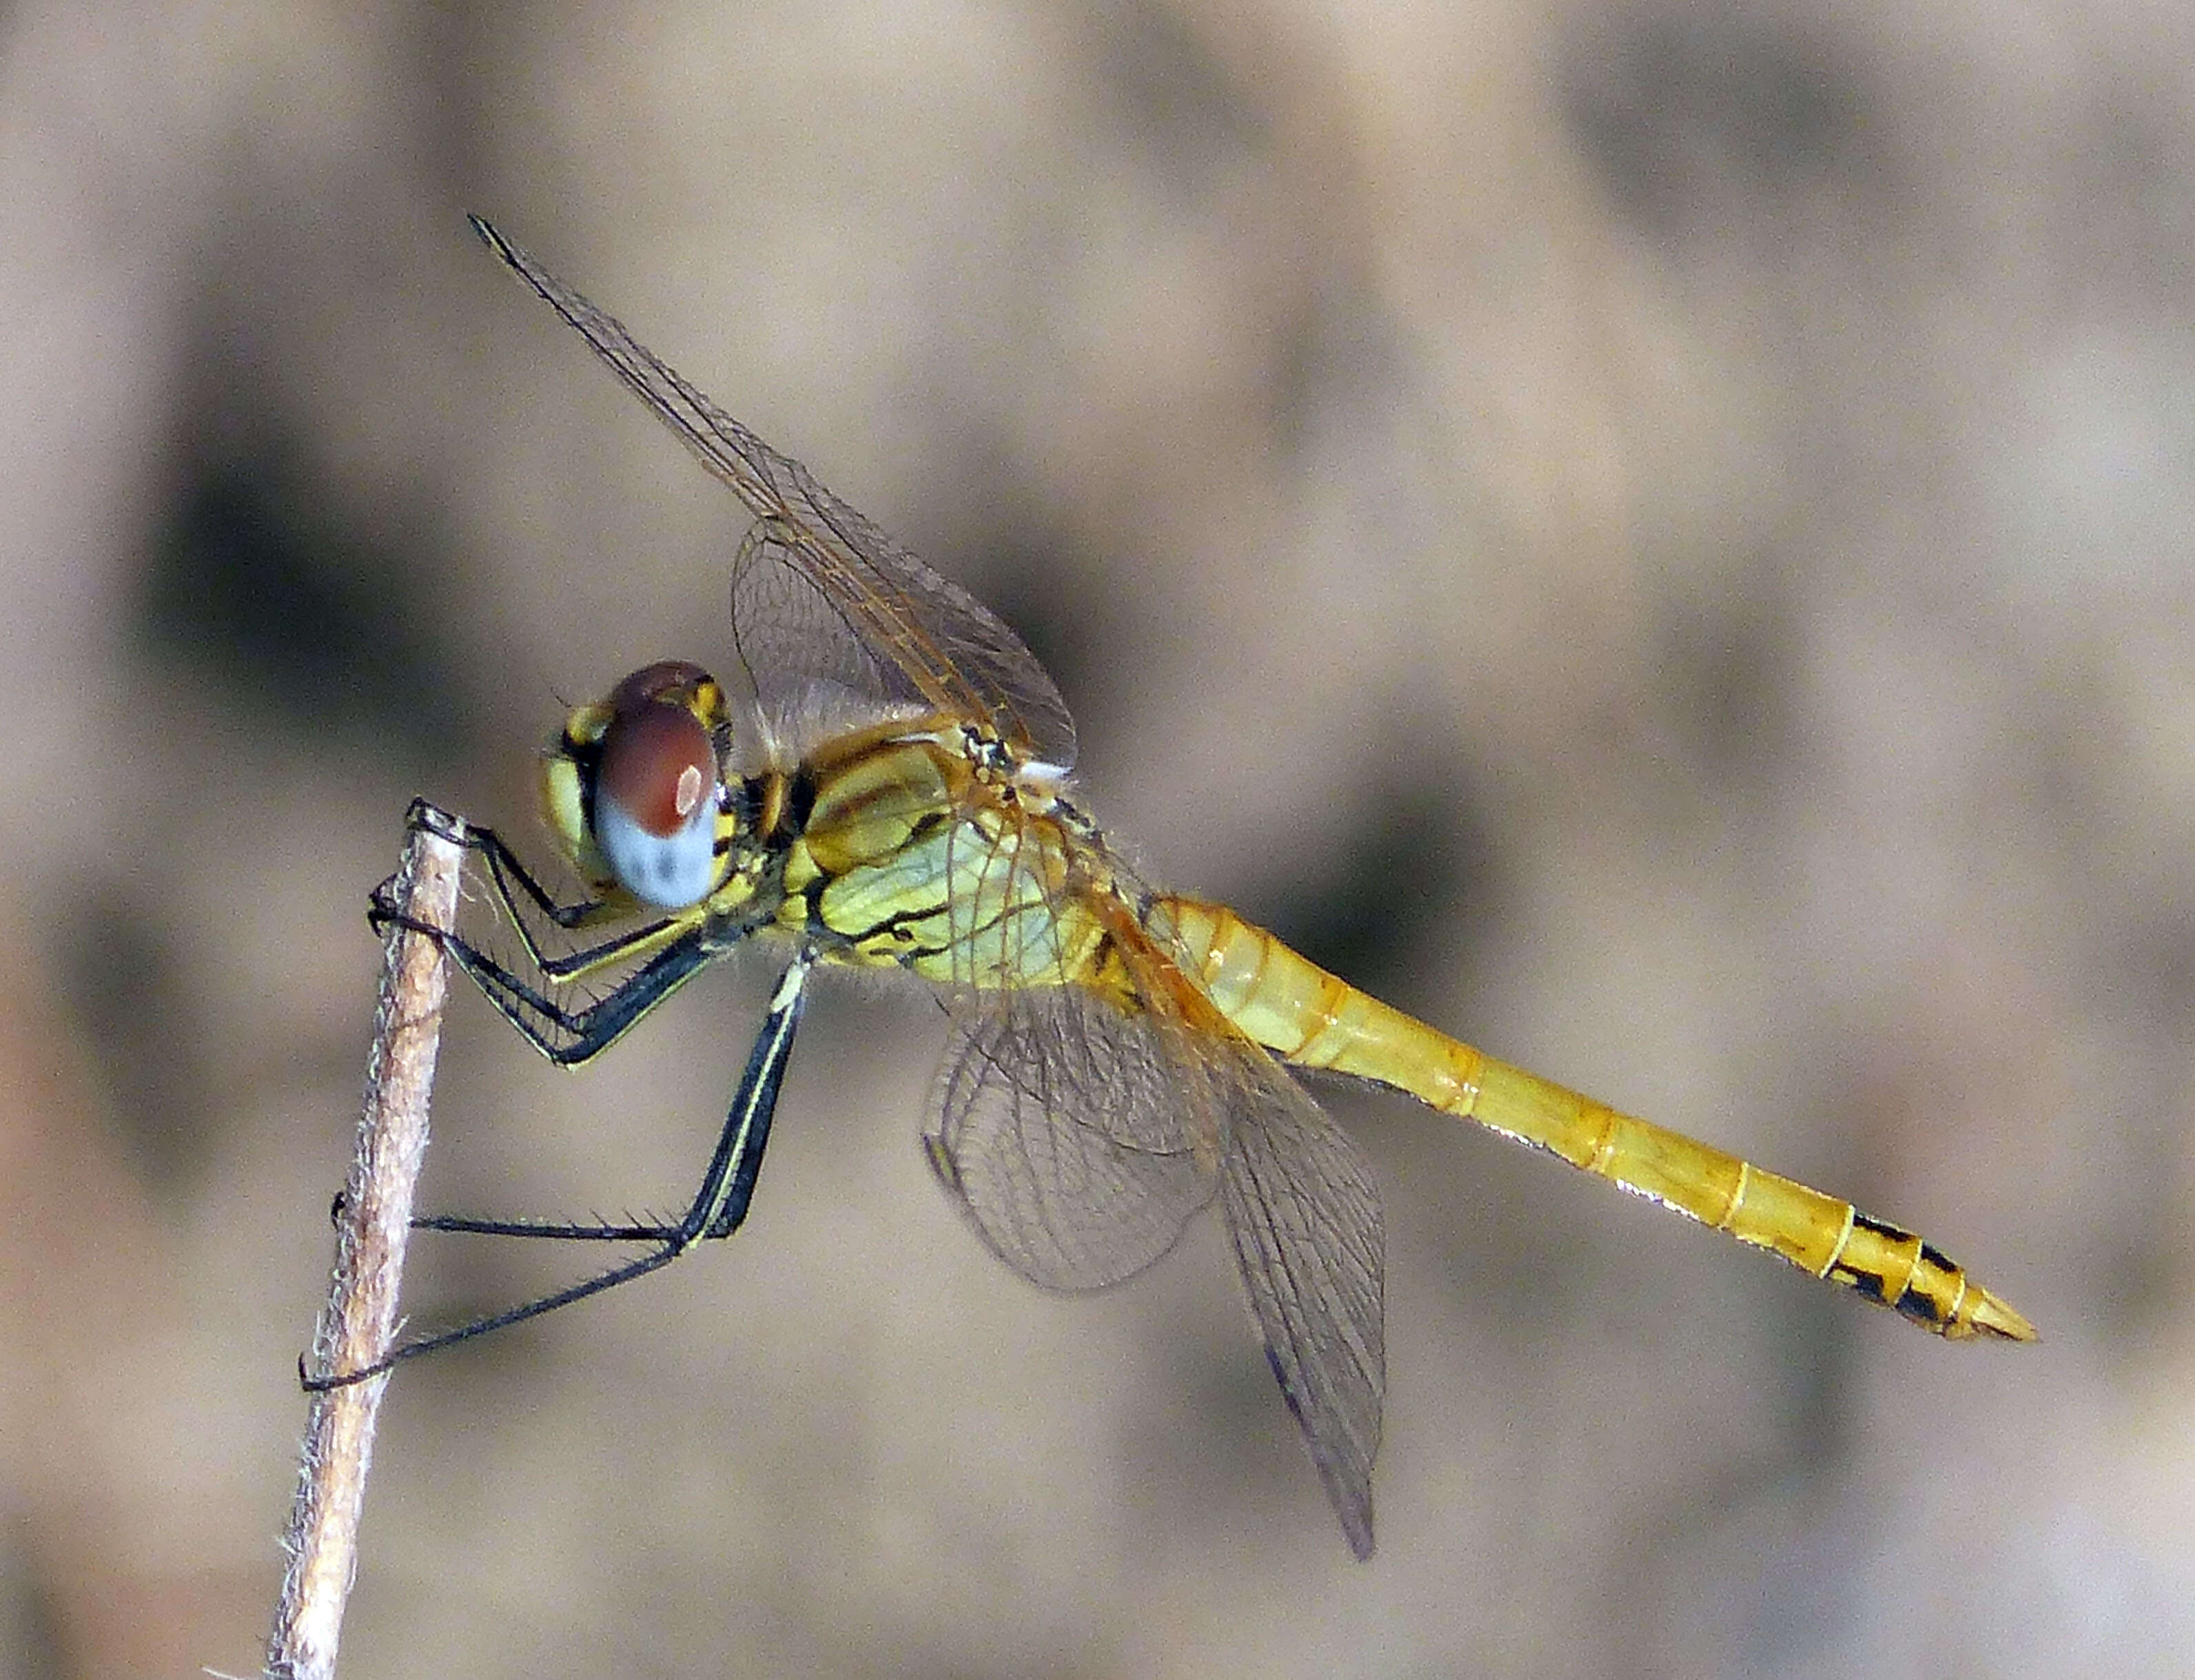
[1,1,2188,1674]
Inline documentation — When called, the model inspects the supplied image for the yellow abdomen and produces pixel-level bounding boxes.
[1154,895,2035,1343]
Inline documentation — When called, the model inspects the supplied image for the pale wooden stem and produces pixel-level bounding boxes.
[266,811,464,1680]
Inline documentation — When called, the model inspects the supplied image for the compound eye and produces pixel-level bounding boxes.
[593,699,720,908]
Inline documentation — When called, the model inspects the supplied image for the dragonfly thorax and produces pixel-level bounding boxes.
[542,660,738,910]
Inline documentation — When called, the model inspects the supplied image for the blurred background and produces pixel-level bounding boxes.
[2,0,2190,1674]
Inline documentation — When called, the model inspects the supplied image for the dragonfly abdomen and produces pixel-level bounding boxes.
[1156,895,2035,1344]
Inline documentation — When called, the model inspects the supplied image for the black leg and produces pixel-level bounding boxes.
[367,901,722,1067]
[702,955,810,1238]
[369,805,750,1070]
[441,919,722,1067]
[465,821,711,981]
[303,951,815,1391]
[370,805,689,987]
[417,952,810,1242]
[391,797,601,929]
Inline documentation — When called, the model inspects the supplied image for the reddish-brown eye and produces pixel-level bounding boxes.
[607,659,713,716]
[593,693,721,908]
[598,704,713,838]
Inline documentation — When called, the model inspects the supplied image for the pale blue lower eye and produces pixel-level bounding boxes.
[595,792,718,909]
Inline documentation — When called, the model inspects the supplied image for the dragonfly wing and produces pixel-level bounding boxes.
[928,961,1386,1557]
[731,518,929,739]
[925,987,1215,1291]
[722,457,1077,770]
[1216,1056,1386,1561]
[471,217,1077,767]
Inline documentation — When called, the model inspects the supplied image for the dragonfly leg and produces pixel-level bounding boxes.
[371,803,677,983]
[303,951,815,1390]
[464,815,604,932]
[700,952,810,1238]
[373,903,720,1067]
[391,797,598,927]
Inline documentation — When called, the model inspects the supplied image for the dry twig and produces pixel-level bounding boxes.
[265,810,464,1680]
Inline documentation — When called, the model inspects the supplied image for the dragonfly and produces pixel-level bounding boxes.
[327,214,2035,1561]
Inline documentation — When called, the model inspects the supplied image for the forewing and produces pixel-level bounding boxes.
[730,519,922,737]
[473,216,1077,767]
[924,987,1214,1291]
[1216,1052,1387,1561]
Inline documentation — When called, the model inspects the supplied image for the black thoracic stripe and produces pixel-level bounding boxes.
[797,883,831,942]
[718,775,759,844]
[844,901,952,945]
[795,881,953,949]
[564,732,606,834]
[905,808,954,846]
[782,766,818,837]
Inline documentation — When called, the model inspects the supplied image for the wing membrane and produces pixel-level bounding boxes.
[926,965,1387,1555]
[729,518,928,741]
[925,988,1214,1291]
[1217,1057,1385,1561]
[472,216,1076,766]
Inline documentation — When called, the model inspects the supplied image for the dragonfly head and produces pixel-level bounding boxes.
[542,660,735,910]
